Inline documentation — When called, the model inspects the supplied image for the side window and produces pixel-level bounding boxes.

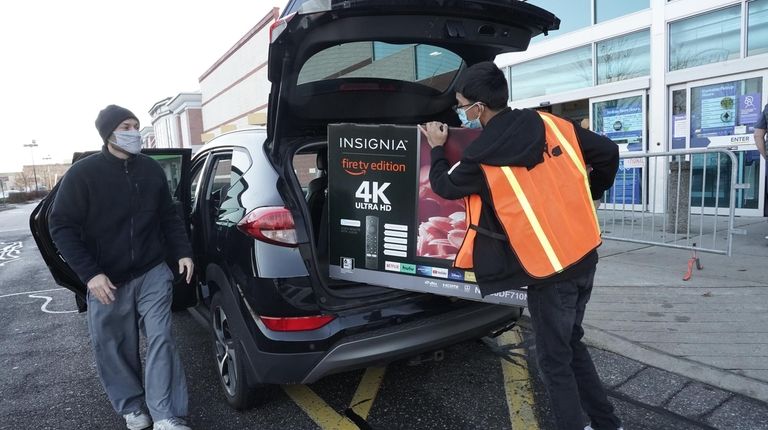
[217,148,251,227]
[203,153,233,225]
[189,158,206,212]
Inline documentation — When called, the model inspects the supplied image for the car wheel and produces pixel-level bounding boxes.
[210,293,255,410]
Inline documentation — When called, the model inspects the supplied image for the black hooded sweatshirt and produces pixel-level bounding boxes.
[430,108,619,296]
[49,146,192,286]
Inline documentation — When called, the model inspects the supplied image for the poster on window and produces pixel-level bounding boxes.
[602,105,643,151]
[699,83,737,135]
[739,93,762,132]
[672,114,688,149]
[327,123,526,306]
[604,160,642,205]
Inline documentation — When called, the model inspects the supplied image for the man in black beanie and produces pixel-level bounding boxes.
[49,104,194,430]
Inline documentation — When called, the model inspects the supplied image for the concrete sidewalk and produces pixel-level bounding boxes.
[587,216,768,403]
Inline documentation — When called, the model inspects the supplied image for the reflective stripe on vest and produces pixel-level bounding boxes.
[454,112,602,278]
[454,194,482,270]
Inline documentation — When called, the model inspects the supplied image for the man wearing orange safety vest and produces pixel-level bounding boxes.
[420,62,622,430]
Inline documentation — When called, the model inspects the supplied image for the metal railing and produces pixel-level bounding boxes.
[598,148,747,256]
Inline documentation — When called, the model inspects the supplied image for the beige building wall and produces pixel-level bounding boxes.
[18,163,71,190]
[199,8,279,142]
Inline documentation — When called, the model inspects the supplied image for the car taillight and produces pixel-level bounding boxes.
[270,12,296,43]
[237,206,298,247]
[260,315,335,332]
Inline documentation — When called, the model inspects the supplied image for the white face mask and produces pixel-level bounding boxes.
[111,130,142,154]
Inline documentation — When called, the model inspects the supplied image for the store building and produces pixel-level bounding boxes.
[497,0,767,216]
[140,127,156,148]
[148,93,203,151]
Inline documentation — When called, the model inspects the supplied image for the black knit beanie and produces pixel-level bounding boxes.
[95,105,139,143]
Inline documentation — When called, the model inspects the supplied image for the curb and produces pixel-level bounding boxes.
[583,322,768,405]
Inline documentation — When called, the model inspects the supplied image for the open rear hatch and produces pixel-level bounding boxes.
[267,0,558,299]
[268,0,559,143]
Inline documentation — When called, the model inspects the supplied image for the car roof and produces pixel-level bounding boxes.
[198,127,268,154]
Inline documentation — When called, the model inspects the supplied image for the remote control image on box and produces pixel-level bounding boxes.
[365,215,379,269]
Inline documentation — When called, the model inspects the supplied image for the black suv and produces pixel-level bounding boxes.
[31,0,557,409]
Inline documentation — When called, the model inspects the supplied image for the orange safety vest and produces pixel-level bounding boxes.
[454,112,601,279]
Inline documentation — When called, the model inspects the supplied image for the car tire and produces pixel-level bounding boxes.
[210,292,256,410]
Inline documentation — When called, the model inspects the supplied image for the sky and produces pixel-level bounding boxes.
[0,0,285,173]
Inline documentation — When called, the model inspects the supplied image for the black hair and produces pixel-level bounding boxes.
[455,61,509,110]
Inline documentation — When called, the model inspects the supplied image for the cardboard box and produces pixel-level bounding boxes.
[327,123,527,307]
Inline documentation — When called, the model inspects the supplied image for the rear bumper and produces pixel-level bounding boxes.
[207,282,521,385]
[301,302,521,383]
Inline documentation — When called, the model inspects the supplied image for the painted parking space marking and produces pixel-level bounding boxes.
[0,288,77,314]
[27,293,78,314]
[283,332,542,430]
[283,366,386,430]
[499,326,539,430]
[348,367,386,420]
[283,384,359,430]
[0,241,23,266]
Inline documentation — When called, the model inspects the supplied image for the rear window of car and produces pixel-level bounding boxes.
[297,42,464,92]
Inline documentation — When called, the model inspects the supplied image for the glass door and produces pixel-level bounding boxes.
[591,90,648,210]
[671,71,767,216]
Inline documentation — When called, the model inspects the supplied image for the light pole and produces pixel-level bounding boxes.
[23,140,39,193]
[42,155,52,190]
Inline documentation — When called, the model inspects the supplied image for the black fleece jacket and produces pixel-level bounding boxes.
[49,146,192,285]
[430,108,619,295]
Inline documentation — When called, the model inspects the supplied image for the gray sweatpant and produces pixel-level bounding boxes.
[87,262,188,421]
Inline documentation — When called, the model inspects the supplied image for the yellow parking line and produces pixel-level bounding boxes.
[499,326,539,430]
[349,367,386,419]
[282,385,358,430]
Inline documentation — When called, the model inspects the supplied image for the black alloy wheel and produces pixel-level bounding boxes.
[210,293,255,410]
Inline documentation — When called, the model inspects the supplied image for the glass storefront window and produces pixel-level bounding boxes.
[669,6,741,71]
[748,0,768,56]
[595,0,649,23]
[597,30,650,85]
[509,45,592,100]
[528,0,591,41]
[690,150,761,210]
[689,77,763,148]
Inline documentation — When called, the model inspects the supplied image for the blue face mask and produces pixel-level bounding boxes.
[457,102,482,129]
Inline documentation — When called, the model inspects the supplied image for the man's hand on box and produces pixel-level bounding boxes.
[418,122,448,148]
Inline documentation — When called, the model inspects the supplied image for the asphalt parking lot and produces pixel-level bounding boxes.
[2,203,767,430]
